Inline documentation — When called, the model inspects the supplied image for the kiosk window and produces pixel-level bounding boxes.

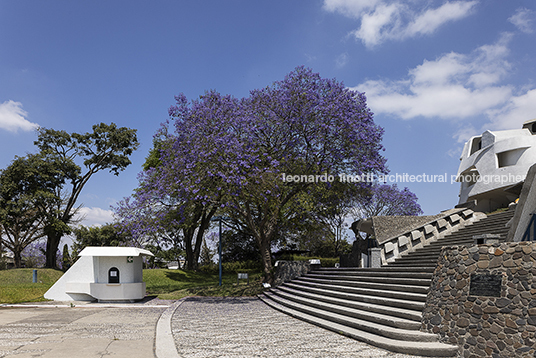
[108,267,120,283]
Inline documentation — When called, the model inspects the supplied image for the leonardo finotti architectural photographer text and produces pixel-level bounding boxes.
[281,172,527,185]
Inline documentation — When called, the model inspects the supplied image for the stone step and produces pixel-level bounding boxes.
[315,266,436,273]
[436,233,509,242]
[447,224,509,232]
[402,251,452,258]
[433,231,508,242]
[393,253,444,259]
[292,278,429,302]
[407,239,507,253]
[284,282,426,312]
[427,233,508,244]
[262,291,436,342]
[309,269,433,279]
[276,284,423,322]
[271,288,422,330]
[259,293,458,357]
[431,233,507,242]
[386,259,439,266]
[384,264,437,269]
[303,273,431,288]
[296,276,429,295]
[388,260,438,266]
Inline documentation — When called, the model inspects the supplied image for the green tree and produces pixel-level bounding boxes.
[221,231,261,263]
[62,243,71,271]
[0,153,70,268]
[309,182,366,256]
[199,237,214,267]
[71,223,130,255]
[35,123,139,268]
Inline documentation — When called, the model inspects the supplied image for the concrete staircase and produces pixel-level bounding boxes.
[259,209,515,357]
[387,210,514,268]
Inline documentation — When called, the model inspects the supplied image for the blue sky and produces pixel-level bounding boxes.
[1,0,535,228]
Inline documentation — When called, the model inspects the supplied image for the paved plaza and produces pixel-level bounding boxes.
[0,297,429,358]
[0,302,167,358]
[172,297,426,358]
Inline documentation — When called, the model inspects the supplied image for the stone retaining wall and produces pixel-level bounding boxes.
[422,242,536,357]
[273,260,311,286]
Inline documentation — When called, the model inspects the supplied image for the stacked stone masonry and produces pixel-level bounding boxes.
[422,242,536,357]
[381,208,482,265]
[273,260,311,286]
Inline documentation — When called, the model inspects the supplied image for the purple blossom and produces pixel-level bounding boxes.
[113,67,387,279]
[21,240,63,268]
[356,183,423,218]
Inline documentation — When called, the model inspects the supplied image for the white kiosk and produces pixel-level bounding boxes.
[44,246,153,302]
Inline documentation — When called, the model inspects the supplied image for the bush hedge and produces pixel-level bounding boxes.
[288,255,339,267]
[199,260,263,274]
[199,256,340,273]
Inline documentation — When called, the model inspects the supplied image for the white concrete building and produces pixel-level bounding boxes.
[457,119,536,212]
[44,246,153,302]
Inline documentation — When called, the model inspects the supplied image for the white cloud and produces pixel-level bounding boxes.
[354,3,402,47]
[508,8,534,34]
[354,35,514,120]
[486,89,536,131]
[75,207,115,227]
[0,100,39,132]
[335,52,350,68]
[354,33,536,144]
[405,1,477,37]
[323,0,380,18]
[324,0,478,47]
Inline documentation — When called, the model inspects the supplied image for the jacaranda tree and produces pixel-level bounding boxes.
[116,66,387,282]
[113,94,236,270]
[353,183,423,219]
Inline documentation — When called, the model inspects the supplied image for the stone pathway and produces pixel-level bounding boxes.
[172,297,428,358]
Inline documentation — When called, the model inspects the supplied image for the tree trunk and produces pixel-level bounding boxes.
[182,205,217,271]
[183,226,202,271]
[257,234,273,284]
[192,215,211,270]
[45,233,61,269]
[183,230,196,270]
[13,250,22,268]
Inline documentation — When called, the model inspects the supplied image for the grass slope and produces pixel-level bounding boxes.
[144,269,265,299]
[0,268,265,303]
[0,268,63,304]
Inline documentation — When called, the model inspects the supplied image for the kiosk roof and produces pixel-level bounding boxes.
[78,246,154,257]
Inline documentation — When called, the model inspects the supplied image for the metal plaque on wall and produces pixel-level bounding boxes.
[469,274,502,297]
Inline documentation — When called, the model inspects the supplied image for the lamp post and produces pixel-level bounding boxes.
[218,216,222,286]
[211,216,229,286]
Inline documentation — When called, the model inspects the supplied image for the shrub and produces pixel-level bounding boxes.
[285,255,339,268]
[199,260,262,274]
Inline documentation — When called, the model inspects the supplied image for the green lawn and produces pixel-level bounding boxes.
[0,268,63,304]
[144,269,265,299]
[0,268,265,304]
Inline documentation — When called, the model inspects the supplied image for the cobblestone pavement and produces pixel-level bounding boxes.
[172,297,427,358]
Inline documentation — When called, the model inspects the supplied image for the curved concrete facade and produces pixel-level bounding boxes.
[457,118,536,212]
